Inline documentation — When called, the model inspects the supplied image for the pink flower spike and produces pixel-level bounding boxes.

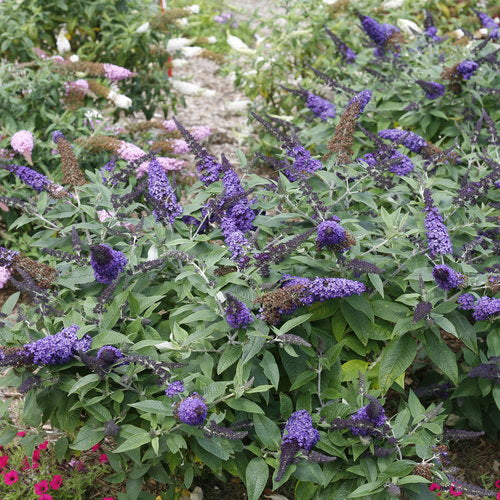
[4,470,19,485]
[49,474,63,490]
[162,119,177,132]
[495,480,500,489]
[172,139,190,154]
[34,480,49,494]
[16,431,26,437]
[102,63,137,81]
[0,455,9,469]
[38,440,49,450]
[11,130,34,165]
[97,210,114,223]
[38,495,53,500]
[429,483,441,491]
[190,125,211,141]
[0,267,11,290]
[91,443,101,452]
[32,449,41,461]
[99,453,109,464]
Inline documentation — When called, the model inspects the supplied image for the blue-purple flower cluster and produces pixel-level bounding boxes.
[220,216,251,268]
[225,294,253,329]
[316,220,346,248]
[96,345,123,364]
[457,293,476,310]
[423,189,453,257]
[147,158,183,224]
[305,92,336,121]
[472,297,500,321]
[379,129,428,153]
[221,168,255,232]
[350,400,387,436]
[474,9,498,39]
[358,14,399,56]
[346,90,372,118]
[4,164,52,192]
[285,144,322,180]
[24,325,91,365]
[456,60,479,80]
[282,275,366,306]
[359,150,414,176]
[282,410,320,451]
[416,80,446,100]
[325,27,356,63]
[90,244,128,284]
[175,393,208,425]
[165,380,185,398]
[432,265,463,290]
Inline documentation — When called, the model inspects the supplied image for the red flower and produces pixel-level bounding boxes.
[49,474,63,490]
[16,431,26,437]
[4,470,19,485]
[21,457,30,471]
[0,455,9,469]
[32,449,41,461]
[91,443,101,452]
[496,493,500,500]
[38,441,49,450]
[449,484,463,496]
[38,495,53,500]
[32,461,40,469]
[429,483,441,492]
[99,453,109,464]
[34,480,49,494]
[495,480,500,489]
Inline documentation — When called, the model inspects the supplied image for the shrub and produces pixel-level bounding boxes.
[0,4,498,500]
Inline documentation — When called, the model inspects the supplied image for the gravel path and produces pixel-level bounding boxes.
[167,0,280,162]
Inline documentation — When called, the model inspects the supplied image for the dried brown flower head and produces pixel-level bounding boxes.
[12,254,57,288]
[256,284,306,325]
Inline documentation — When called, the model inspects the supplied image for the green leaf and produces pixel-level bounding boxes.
[277,313,312,334]
[423,332,458,384]
[253,414,281,450]
[372,300,410,324]
[241,334,266,365]
[197,437,232,460]
[71,426,105,451]
[261,351,280,389]
[341,359,369,382]
[113,431,151,453]
[246,458,269,500]
[379,336,416,392]
[68,374,100,396]
[226,398,264,414]
[369,274,384,298]
[1,292,20,315]
[345,295,374,322]
[92,330,132,348]
[447,311,477,353]
[217,345,242,374]
[348,481,384,498]
[340,302,371,345]
[290,370,316,390]
[128,400,172,415]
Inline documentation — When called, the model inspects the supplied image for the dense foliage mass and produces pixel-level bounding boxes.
[0,1,499,499]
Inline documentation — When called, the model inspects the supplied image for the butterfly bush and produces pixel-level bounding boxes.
[0,4,499,500]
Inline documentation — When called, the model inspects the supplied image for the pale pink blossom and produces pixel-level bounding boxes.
[117,141,146,162]
[97,209,135,231]
[65,79,89,95]
[172,139,190,154]
[11,130,34,165]
[136,157,185,177]
[0,267,11,289]
[102,63,137,81]
[163,120,177,132]
[190,126,211,141]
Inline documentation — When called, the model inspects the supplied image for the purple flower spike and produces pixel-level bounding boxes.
[147,158,183,224]
[102,63,137,81]
[286,144,322,179]
[350,400,387,436]
[379,129,428,153]
[316,220,346,248]
[416,80,446,99]
[305,92,336,121]
[359,150,414,176]
[225,294,253,329]
[96,345,123,364]
[432,265,463,290]
[276,410,319,481]
[346,90,372,118]
[456,60,479,80]
[457,293,476,310]
[175,393,208,425]
[165,381,185,398]
[24,325,91,365]
[90,244,127,284]
[472,297,500,321]
[423,189,453,257]
[4,164,52,192]
[473,9,499,39]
